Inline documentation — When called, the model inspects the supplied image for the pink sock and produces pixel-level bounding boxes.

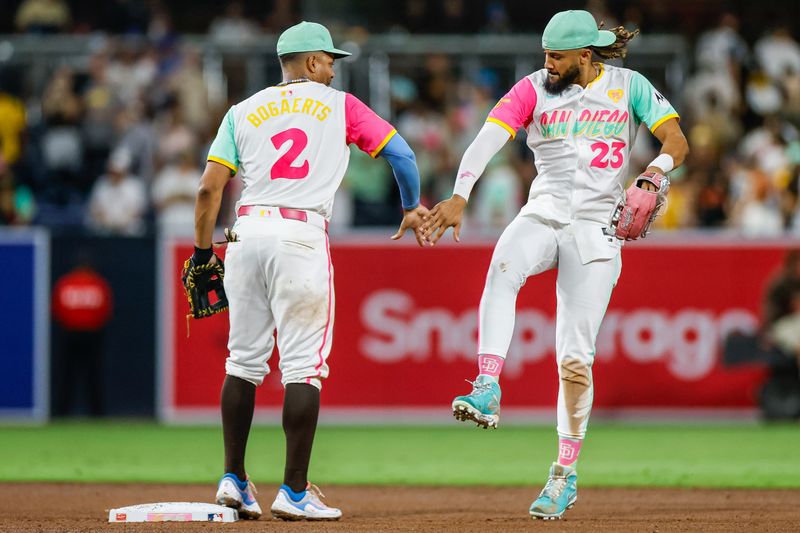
[557,437,582,466]
[477,354,504,380]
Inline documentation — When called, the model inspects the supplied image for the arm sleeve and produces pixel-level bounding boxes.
[452,122,511,201]
[207,107,239,173]
[345,93,397,158]
[485,77,537,139]
[629,71,680,133]
[377,133,420,210]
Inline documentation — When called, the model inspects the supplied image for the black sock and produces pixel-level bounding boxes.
[221,375,256,480]
[282,383,320,493]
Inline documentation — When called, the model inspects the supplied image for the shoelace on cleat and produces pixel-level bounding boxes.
[307,483,331,508]
[247,479,258,495]
[540,475,568,500]
[466,378,493,395]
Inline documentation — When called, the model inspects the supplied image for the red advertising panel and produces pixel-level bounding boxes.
[162,239,784,421]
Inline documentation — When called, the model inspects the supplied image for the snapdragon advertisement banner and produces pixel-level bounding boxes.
[162,239,781,421]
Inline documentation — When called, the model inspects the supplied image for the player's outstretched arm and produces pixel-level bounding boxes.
[422,122,509,245]
[379,133,430,247]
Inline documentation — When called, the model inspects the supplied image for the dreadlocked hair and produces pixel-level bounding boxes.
[590,23,640,60]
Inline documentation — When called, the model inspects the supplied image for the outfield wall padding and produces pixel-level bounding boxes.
[159,236,788,423]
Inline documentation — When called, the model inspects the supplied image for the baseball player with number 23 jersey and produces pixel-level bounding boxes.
[423,10,689,520]
[189,21,428,521]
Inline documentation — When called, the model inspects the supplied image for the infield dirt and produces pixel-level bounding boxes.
[1,483,798,532]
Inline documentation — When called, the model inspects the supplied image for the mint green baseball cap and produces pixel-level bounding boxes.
[276,21,351,58]
[542,10,616,51]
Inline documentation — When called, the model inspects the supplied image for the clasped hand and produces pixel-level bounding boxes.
[390,195,467,247]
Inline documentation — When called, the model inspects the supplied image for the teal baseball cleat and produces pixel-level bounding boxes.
[529,462,578,520]
[451,375,501,429]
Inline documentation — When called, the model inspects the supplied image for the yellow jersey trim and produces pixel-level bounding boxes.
[208,156,238,173]
[486,117,516,139]
[370,129,398,158]
[650,113,680,133]
[586,63,605,88]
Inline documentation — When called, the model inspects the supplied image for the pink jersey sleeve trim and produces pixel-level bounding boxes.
[345,92,396,156]
[487,77,537,134]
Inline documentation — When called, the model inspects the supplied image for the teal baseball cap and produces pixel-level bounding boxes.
[542,10,616,51]
[276,21,351,58]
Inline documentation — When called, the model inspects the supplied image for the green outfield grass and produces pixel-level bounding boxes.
[1,422,798,488]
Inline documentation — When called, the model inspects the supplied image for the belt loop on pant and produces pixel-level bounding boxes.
[236,205,328,232]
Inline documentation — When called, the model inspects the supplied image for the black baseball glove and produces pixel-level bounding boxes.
[181,254,228,320]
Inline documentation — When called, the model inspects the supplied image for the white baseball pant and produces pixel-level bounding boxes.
[223,208,334,390]
[478,214,622,439]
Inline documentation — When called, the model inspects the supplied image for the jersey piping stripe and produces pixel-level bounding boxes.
[486,117,517,139]
[369,129,398,158]
[208,156,238,173]
[649,113,680,133]
[314,231,333,373]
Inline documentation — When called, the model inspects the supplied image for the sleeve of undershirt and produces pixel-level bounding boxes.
[377,133,420,210]
[345,93,397,158]
[485,76,537,139]
[452,122,512,201]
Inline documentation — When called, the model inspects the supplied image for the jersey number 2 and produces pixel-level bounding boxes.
[590,141,626,169]
[271,128,309,180]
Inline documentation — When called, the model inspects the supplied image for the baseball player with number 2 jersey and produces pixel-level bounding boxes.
[190,21,428,521]
[423,10,689,520]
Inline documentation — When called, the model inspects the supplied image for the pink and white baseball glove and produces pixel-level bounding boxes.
[611,171,670,241]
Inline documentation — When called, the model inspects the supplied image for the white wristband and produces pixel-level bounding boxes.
[648,153,674,174]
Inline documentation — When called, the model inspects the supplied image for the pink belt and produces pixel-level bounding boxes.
[236,205,328,232]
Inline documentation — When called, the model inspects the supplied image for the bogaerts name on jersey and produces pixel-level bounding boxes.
[246,97,332,127]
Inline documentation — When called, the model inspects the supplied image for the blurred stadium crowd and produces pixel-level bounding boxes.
[2,0,800,236]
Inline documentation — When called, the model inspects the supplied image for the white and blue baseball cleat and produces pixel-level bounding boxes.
[270,483,342,521]
[215,473,262,519]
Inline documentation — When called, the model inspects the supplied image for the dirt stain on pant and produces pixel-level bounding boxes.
[560,358,593,437]
[283,283,329,329]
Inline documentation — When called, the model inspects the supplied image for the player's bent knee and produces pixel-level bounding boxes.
[486,259,525,293]
[558,358,592,387]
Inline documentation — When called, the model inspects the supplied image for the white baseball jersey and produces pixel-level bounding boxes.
[209,80,397,389]
[207,80,396,219]
[475,63,680,439]
[486,63,679,225]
